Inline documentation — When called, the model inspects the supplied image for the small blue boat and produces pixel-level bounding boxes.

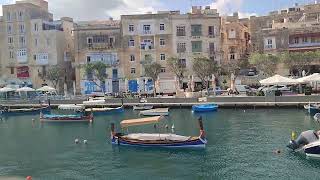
[192,104,218,112]
[85,106,124,115]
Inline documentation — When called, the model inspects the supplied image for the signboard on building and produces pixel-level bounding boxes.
[17,66,29,78]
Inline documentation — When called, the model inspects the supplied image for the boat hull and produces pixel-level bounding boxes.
[0,106,50,116]
[133,105,153,110]
[40,114,93,123]
[90,107,124,115]
[192,104,218,112]
[111,137,207,149]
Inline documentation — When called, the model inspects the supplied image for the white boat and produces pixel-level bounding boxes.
[287,130,320,158]
[83,99,105,105]
[139,108,169,116]
[133,104,153,110]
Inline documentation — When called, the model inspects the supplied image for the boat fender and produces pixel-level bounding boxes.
[75,138,79,144]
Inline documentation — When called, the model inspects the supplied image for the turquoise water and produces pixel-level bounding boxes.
[0,108,320,179]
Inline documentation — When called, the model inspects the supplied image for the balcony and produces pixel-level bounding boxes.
[289,42,320,48]
[88,43,115,50]
[140,44,154,51]
[264,45,275,50]
[142,30,152,35]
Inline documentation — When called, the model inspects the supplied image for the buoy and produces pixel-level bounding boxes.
[26,176,32,180]
[83,140,88,144]
[75,138,79,144]
[243,110,246,113]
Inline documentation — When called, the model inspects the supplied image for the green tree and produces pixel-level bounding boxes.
[46,65,62,89]
[249,52,279,76]
[143,60,162,96]
[167,57,186,89]
[192,57,219,90]
[83,61,108,93]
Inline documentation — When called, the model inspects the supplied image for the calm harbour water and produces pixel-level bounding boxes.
[0,108,320,179]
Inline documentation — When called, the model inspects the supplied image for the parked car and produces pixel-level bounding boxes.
[204,87,225,96]
[235,85,256,96]
[259,85,291,93]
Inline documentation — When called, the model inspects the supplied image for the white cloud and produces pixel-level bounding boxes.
[210,0,243,15]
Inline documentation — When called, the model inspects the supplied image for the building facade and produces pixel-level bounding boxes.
[1,0,75,92]
[120,12,175,94]
[73,20,121,95]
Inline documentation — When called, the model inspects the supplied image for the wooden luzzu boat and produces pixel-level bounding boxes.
[40,104,93,123]
[110,116,207,148]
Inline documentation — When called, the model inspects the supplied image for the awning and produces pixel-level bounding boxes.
[120,116,162,128]
[297,73,320,83]
[37,86,56,92]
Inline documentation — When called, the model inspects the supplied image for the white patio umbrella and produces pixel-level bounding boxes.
[297,73,320,83]
[259,75,298,86]
[37,86,56,92]
[0,87,15,99]
[16,87,35,92]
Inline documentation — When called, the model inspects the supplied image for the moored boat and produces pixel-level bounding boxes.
[0,105,50,116]
[314,113,320,121]
[287,130,320,158]
[110,116,207,148]
[304,104,320,115]
[133,104,153,110]
[85,106,124,115]
[40,104,93,123]
[192,104,218,112]
[139,108,169,116]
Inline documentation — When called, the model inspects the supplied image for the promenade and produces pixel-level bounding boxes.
[0,95,319,108]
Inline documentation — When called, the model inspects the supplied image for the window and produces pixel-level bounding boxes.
[93,35,107,43]
[34,38,38,46]
[143,25,151,34]
[131,68,136,74]
[87,56,91,63]
[129,25,134,32]
[7,24,12,34]
[130,55,135,62]
[10,67,14,74]
[176,26,186,36]
[311,37,316,43]
[8,37,13,44]
[160,39,165,46]
[294,37,299,44]
[33,54,37,60]
[230,54,235,60]
[209,43,215,55]
[34,23,38,31]
[160,54,166,60]
[9,51,14,59]
[191,25,202,36]
[18,11,23,20]
[177,43,186,53]
[6,12,11,21]
[267,39,272,45]
[208,26,214,36]
[160,67,166,73]
[87,37,93,44]
[302,37,308,43]
[19,36,26,46]
[192,41,202,52]
[47,38,50,46]
[160,23,165,31]
[179,59,186,68]
[229,29,236,38]
[129,39,135,47]
[17,49,27,57]
[19,24,25,33]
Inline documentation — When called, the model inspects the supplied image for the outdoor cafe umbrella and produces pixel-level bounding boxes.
[37,86,56,92]
[259,75,298,86]
[0,87,15,99]
[297,73,320,83]
[16,87,35,92]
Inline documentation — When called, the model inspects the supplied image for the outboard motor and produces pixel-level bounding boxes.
[287,130,319,150]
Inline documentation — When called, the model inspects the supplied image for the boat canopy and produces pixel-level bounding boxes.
[121,116,162,128]
[58,104,84,110]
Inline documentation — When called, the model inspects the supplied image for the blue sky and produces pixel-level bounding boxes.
[0,0,318,20]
